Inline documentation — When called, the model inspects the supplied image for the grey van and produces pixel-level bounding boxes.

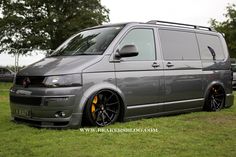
[9,20,234,128]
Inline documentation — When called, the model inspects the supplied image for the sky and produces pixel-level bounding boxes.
[0,0,235,66]
[101,0,236,26]
[0,51,46,67]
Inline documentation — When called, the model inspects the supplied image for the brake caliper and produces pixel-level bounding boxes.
[91,95,98,113]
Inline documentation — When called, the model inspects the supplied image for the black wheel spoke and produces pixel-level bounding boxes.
[214,99,222,109]
[214,97,223,102]
[214,94,224,98]
[215,101,221,108]
[106,101,119,106]
[97,94,102,104]
[106,93,114,103]
[213,100,218,109]
[106,108,117,114]
[96,112,102,121]
[211,100,215,109]
[103,96,108,105]
[102,113,105,126]
[104,111,112,122]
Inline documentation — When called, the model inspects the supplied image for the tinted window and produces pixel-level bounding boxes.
[50,26,124,56]
[197,34,225,60]
[159,30,200,60]
[119,29,156,61]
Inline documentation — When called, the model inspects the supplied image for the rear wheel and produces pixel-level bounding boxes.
[85,90,120,127]
[204,85,225,111]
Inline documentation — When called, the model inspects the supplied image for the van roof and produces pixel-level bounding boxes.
[85,20,216,33]
[145,20,216,32]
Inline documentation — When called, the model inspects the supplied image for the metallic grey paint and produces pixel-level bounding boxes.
[9,22,234,128]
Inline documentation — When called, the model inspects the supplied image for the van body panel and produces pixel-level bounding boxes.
[114,61,164,117]
[163,67,203,111]
[112,25,165,117]
[17,56,102,76]
[157,28,204,111]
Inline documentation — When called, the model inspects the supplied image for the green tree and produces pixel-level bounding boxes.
[0,0,109,54]
[210,4,236,58]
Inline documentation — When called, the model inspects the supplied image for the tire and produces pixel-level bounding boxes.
[204,85,225,111]
[84,90,120,127]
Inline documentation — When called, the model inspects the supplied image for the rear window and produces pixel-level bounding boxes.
[159,30,200,60]
[197,34,225,60]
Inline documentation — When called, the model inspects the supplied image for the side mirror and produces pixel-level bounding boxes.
[115,45,139,58]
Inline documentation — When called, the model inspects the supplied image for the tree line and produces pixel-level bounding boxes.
[0,1,235,58]
[0,0,109,55]
[210,4,236,58]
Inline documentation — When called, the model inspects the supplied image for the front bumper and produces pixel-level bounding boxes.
[10,86,83,128]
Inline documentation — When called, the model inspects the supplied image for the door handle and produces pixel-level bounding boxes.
[152,62,160,68]
[166,62,174,67]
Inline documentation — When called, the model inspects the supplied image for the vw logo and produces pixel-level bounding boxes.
[22,77,31,88]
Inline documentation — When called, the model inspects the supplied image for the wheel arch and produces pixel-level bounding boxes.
[78,82,127,122]
[203,81,226,109]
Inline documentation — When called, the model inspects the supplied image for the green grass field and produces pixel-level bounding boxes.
[0,83,236,157]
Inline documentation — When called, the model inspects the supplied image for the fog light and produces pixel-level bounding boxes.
[61,112,66,117]
[55,113,60,118]
[54,111,66,118]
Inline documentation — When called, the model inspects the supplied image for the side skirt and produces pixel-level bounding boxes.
[124,98,204,121]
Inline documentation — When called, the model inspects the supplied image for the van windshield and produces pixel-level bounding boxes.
[50,26,123,56]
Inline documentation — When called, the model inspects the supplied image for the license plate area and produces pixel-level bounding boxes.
[13,108,32,118]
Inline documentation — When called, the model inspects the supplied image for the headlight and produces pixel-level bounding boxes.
[43,74,82,87]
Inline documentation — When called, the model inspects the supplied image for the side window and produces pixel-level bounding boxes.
[119,29,156,61]
[197,34,225,60]
[159,30,200,60]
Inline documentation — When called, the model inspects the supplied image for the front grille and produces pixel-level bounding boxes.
[10,95,42,106]
[15,76,45,87]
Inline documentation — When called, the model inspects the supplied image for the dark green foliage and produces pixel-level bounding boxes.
[0,0,109,54]
[210,4,236,58]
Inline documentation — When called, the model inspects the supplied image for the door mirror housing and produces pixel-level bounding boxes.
[115,45,139,58]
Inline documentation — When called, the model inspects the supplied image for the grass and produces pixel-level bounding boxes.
[0,83,236,157]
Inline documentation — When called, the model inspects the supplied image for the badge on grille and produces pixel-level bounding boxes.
[23,77,31,88]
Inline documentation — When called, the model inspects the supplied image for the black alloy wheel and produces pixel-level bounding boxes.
[85,90,120,127]
[205,86,225,111]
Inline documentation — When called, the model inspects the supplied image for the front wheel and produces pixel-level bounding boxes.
[84,90,120,127]
[204,86,225,111]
